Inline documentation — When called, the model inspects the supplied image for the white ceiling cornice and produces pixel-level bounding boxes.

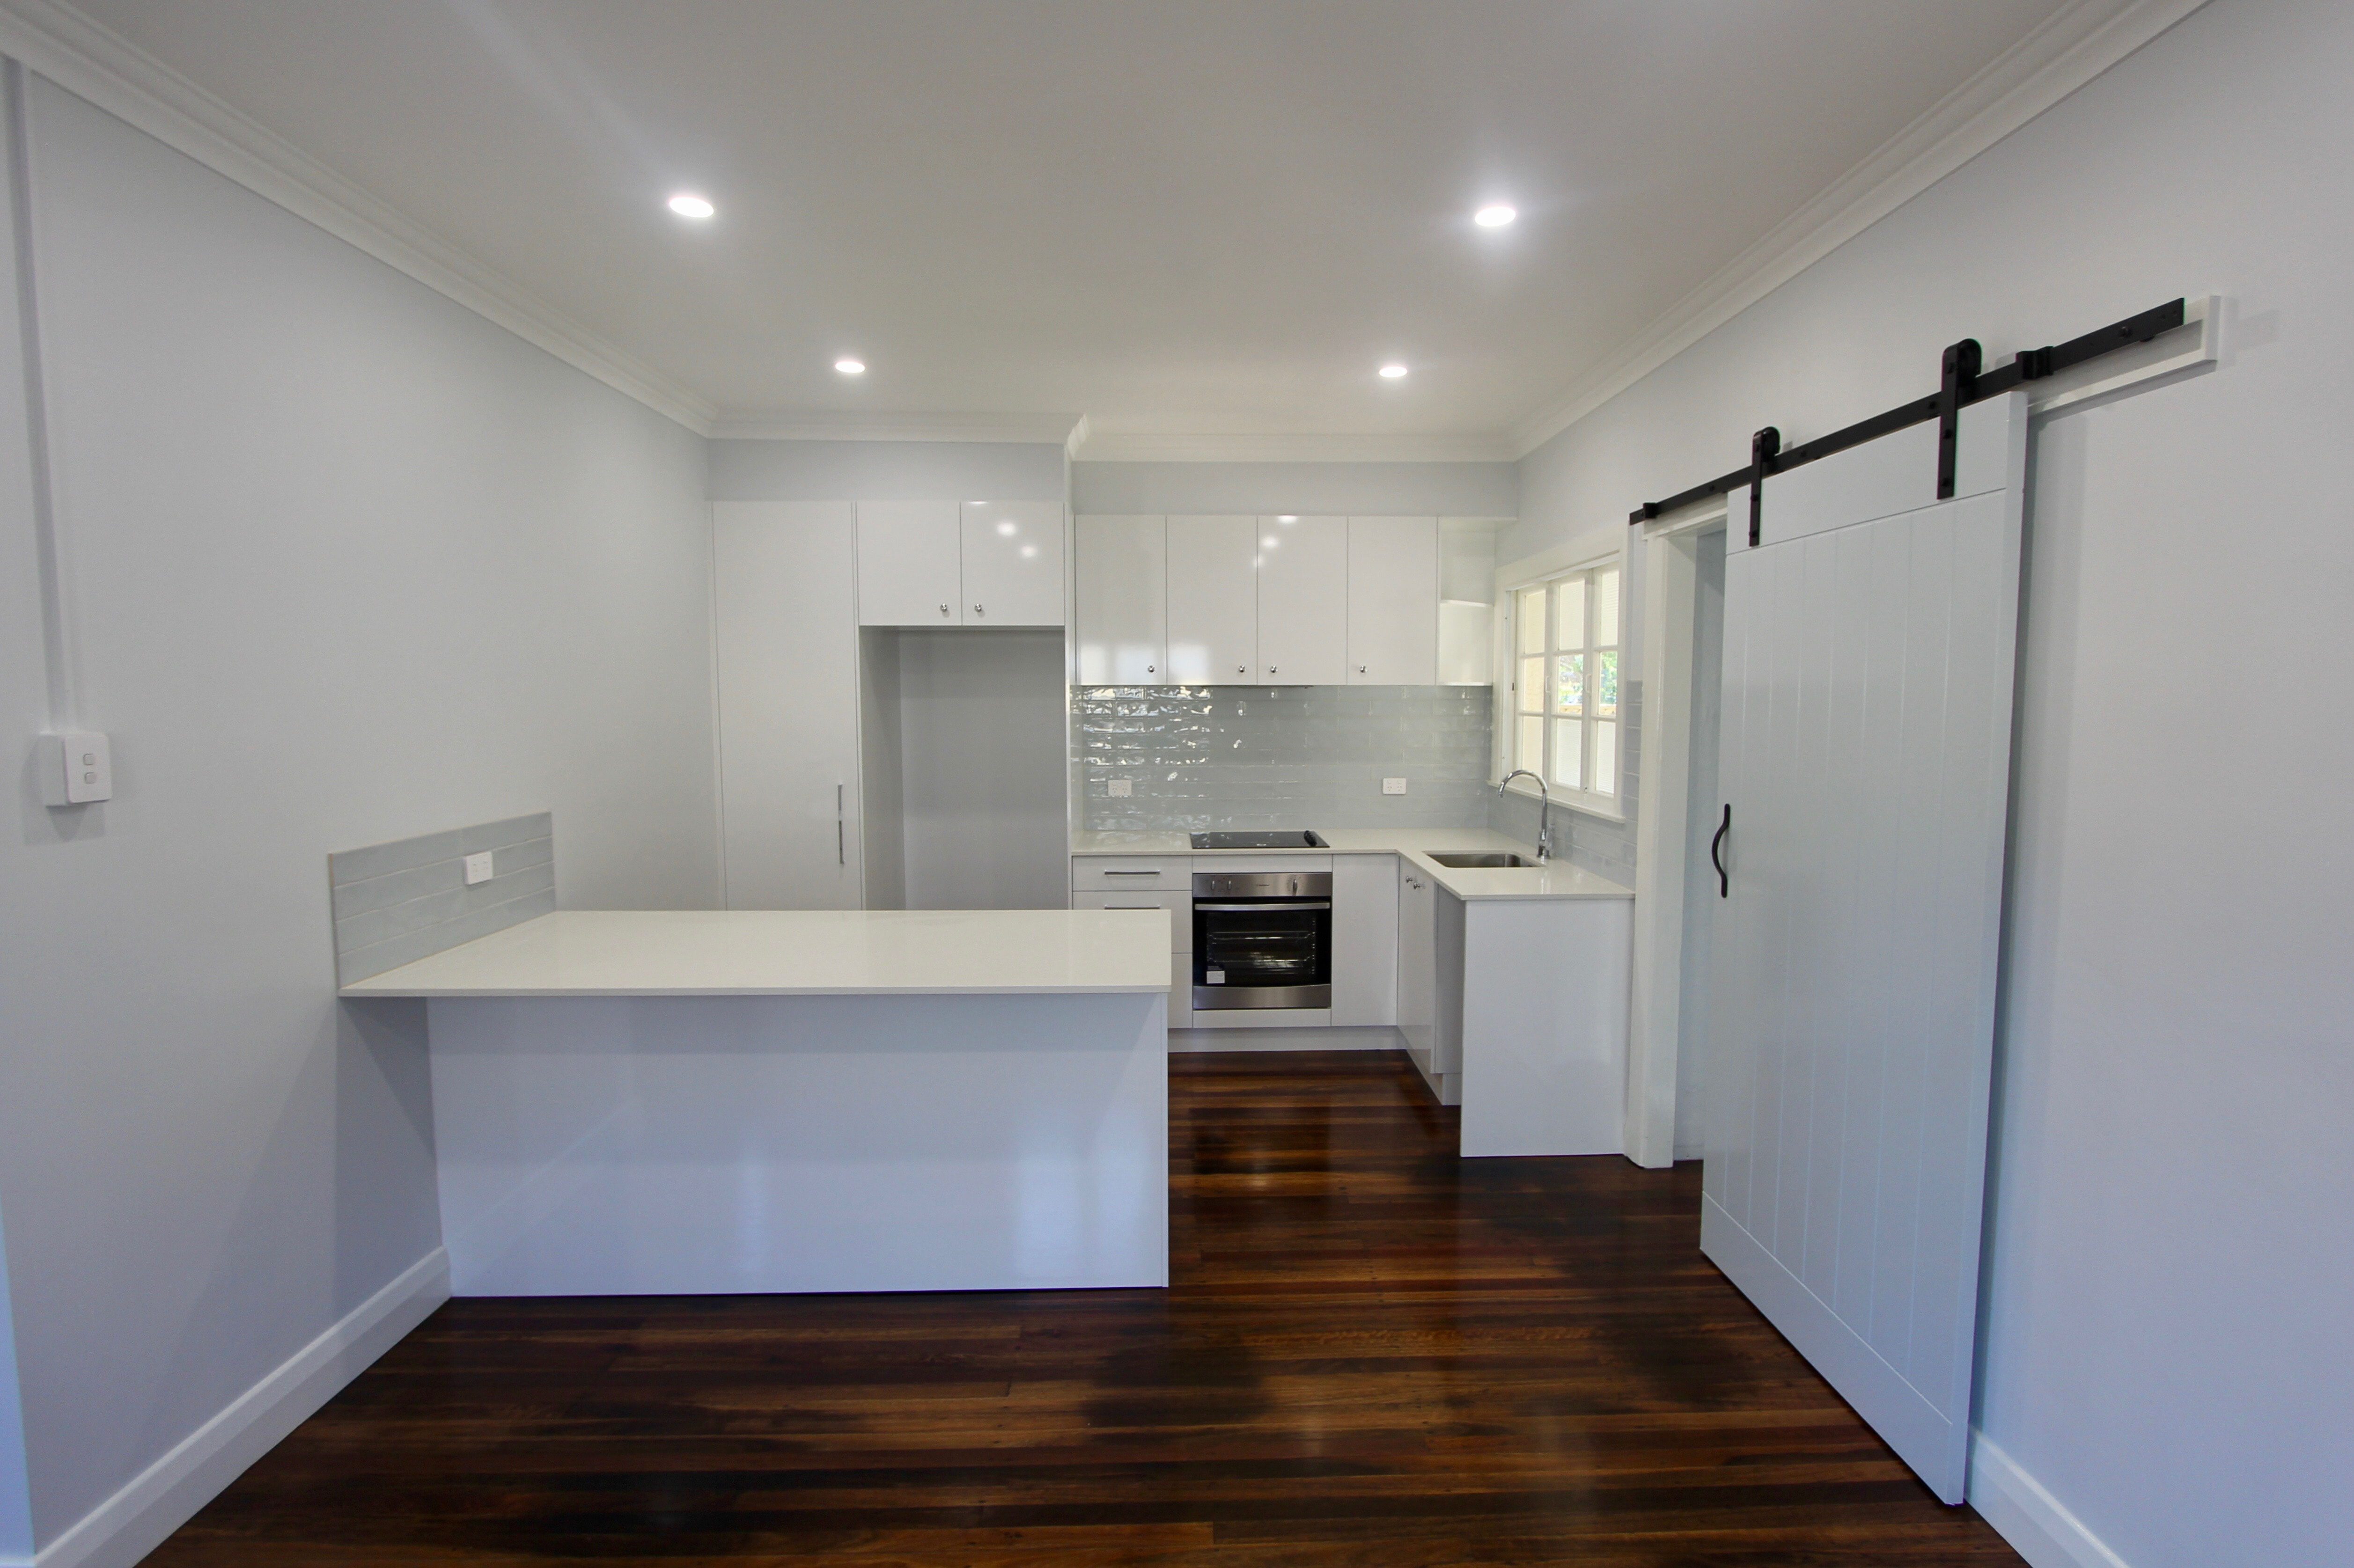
[1071,431,1516,465]
[0,0,721,435]
[1504,0,2215,459]
[710,410,1086,446]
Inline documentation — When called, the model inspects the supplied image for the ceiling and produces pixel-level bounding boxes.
[51,0,2087,453]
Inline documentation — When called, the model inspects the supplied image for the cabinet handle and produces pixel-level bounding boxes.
[1146,664,1156,674]
[1711,803,1730,899]
[1103,870,1161,877]
[939,604,950,616]
[973,603,985,615]
[1266,666,1277,675]
[1236,665,1247,674]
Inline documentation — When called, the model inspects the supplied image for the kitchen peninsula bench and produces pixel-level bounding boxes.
[340,909,1172,1297]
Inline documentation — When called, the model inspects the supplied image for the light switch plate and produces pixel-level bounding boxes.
[1107,779,1133,798]
[463,851,494,885]
[36,731,111,805]
[1382,777,1408,795]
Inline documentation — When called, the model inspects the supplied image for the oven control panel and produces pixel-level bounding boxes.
[1192,871,1333,898]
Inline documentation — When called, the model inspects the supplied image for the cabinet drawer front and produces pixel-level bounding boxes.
[1072,891,1192,948]
[1072,857,1191,890]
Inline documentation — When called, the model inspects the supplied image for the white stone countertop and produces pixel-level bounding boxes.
[1068,828,1632,902]
[338,909,1176,998]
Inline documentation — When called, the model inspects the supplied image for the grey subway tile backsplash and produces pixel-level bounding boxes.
[329,812,554,985]
[1075,685,1493,832]
[1487,680,1642,886]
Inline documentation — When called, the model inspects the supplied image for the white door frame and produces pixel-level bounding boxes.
[1624,497,1727,1169]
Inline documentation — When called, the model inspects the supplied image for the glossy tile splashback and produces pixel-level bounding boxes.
[329,812,556,985]
[1076,685,1492,832]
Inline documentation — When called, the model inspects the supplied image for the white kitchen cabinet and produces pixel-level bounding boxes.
[1166,515,1258,683]
[713,501,863,909]
[961,501,1065,627]
[1396,862,1445,1098]
[1254,514,1348,684]
[1346,517,1439,684]
[1075,515,1167,683]
[857,500,962,626]
[1331,854,1400,1026]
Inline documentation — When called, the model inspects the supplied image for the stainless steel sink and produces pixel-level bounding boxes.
[1427,852,1538,869]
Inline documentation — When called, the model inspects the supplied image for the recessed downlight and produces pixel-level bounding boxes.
[1378,363,1409,380]
[666,193,715,220]
[1473,203,1517,228]
[834,358,866,375]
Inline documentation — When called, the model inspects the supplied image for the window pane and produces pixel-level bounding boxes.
[1549,718,1583,791]
[1595,649,1618,720]
[1553,577,1585,651]
[1517,588,1546,656]
[1592,567,1620,645]
[1593,719,1617,794]
[1516,714,1544,775]
[1518,657,1545,715]
[1553,652,1584,716]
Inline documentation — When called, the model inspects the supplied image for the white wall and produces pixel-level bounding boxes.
[1071,459,1515,518]
[894,628,1067,910]
[710,438,1067,503]
[0,71,719,1553]
[1509,0,2353,1561]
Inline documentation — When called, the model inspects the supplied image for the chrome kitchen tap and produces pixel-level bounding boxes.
[1498,769,1552,862]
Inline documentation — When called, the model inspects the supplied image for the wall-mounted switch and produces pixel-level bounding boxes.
[36,731,111,806]
[1383,777,1408,795]
[463,851,494,885]
[1107,779,1133,798]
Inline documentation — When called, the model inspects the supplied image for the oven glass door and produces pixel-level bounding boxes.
[1193,901,1331,1009]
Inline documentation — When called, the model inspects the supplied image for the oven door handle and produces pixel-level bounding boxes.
[1193,901,1331,912]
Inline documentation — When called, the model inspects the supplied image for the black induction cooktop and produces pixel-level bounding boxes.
[1190,830,1329,850]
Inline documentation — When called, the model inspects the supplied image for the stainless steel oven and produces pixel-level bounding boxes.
[1191,871,1332,1010]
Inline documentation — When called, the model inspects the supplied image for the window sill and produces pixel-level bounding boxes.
[1497,777,1626,826]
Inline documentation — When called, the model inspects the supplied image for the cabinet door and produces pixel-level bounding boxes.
[1346,517,1439,684]
[1076,515,1167,683]
[714,502,862,908]
[1396,866,1437,1066]
[962,501,1065,627]
[1331,855,1400,1025]
[1165,515,1258,684]
[857,500,962,626]
[1255,515,1348,684]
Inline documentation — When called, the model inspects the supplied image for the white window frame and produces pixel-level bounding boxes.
[1493,525,1627,822]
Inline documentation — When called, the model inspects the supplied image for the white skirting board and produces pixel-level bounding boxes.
[1169,1026,1405,1053]
[7,1248,449,1568]
[1967,1431,2136,1568]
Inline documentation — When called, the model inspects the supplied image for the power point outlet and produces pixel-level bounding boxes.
[36,731,112,805]
[1382,777,1408,795]
[1107,779,1133,798]
[463,851,494,885]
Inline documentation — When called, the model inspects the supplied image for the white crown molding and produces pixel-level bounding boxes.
[0,0,719,435]
[1072,430,1515,464]
[1505,0,2215,459]
[709,410,1085,445]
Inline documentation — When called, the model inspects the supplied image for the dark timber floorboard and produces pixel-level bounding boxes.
[146,1050,2025,1565]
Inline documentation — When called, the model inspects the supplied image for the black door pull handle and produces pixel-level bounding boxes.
[1711,804,1730,898]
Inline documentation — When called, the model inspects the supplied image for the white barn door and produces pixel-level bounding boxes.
[1703,391,2027,1502]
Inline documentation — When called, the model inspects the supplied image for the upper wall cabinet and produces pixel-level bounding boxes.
[1346,517,1439,684]
[961,501,1065,626]
[1076,515,1168,683]
[857,501,962,625]
[1166,515,1259,683]
[1255,515,1349,685]
[858,500,1066,627]
[1081,513,1451,685]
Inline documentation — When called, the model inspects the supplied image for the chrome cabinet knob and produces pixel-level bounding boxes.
[1146,664,1155,674]
[1235,664,1246,674]
[973,603,985,615]
[1266,666,1277,675]
[939,604,950,616]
